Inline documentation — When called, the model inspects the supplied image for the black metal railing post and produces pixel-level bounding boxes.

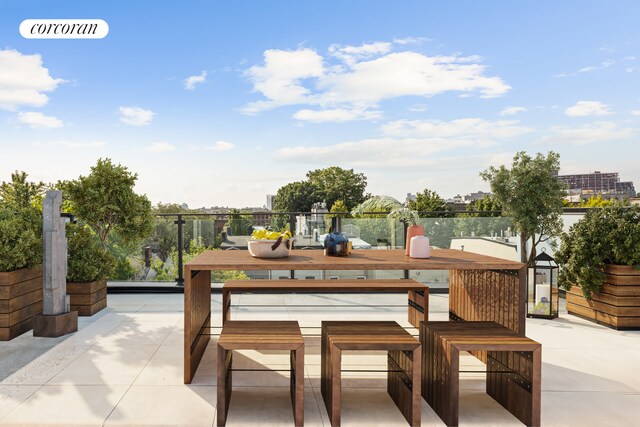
[175,214,186,286]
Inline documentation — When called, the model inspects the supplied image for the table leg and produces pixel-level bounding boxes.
[291,346,305,426]
[184,268,211,384]
[222,289,231,325]
[217,345,232,426]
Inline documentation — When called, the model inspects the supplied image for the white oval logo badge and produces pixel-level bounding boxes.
[20,19,109,39]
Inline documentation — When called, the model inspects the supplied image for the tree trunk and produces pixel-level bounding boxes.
[528,235,537,267]
[520,232,528,264]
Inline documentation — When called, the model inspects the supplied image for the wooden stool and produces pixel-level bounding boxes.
[217,320,304,426]
[420,321,541,426]
[321,321,421,427]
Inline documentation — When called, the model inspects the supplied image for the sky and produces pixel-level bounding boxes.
[1,0,639,208]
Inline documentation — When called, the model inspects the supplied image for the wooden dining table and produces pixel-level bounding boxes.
[183,248,526,384]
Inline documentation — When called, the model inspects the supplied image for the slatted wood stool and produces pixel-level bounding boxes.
[217,320,304,426]
[420,321,541,426]
[321,321,421,427]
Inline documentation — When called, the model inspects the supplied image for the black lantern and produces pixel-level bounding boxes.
[527,248,559,319]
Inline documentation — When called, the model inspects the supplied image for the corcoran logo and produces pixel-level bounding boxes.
[20,19,109,39]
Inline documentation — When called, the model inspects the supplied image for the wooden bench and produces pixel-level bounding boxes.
[420,321,541,426]
[223,279,429,328]
[321,321,421,427]
[217,320,304,426]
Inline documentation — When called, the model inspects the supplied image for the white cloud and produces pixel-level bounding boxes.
[328,42,392,65]
[243,48,324,114]
[276,118,530,168]
[578,60,615,73]
[34,140,106,148]
[631,110,640,116]
[565,101,613,117]
[17,111,63,129]
[0,49,64,110]
[242,41,511,122]
[144,142,175,152]
[118,106,155,126]
[293,107,382,123]
[184,71,207,90]
[555,60,615,77]
[540,121,634,145]
[205,140,234,151]
[500,106,527,116]
[392,36,430,45]
[381,118,531,139]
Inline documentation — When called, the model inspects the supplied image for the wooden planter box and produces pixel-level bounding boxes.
[0,268,43,341]
[67,280,107,316]
[566,264,640,330]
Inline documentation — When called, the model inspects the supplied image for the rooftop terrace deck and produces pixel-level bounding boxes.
[1,292,639,426]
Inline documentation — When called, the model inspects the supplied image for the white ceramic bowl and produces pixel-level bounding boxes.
[248,238,293,258]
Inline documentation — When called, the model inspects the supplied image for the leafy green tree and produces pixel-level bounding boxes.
[0,203,42,272]
[306,167,367,211]
[480,151,566,266]
[407,189,449,215]
[273,181,318,213]
[226,209,253,235]
[0,171,45,209]
[66,223,115,282]
[60,158,154,252]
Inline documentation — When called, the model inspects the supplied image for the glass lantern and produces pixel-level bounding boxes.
[527,248,559,319]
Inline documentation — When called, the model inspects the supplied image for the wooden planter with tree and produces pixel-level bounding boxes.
[60,158,153,315]
[557,205,640,330]
[0,178,44,340]
[66,223,113,316]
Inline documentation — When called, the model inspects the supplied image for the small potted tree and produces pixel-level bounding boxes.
[0,172,44,340]
[60,158,153,315]
[66,223,114,316]
[556,205,640,329]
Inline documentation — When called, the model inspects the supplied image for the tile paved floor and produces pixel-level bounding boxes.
[1,292,639,426]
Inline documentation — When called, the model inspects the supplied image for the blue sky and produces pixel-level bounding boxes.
[1,1,639,208]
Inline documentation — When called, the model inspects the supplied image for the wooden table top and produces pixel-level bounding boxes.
[219,320,304,350]
[323,321,420,350]
[223,279,427,292]
[186,248,523,271]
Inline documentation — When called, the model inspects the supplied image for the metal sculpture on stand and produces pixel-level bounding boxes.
[33,190,78,337]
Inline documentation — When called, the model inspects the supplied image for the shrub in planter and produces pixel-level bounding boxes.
[0,204,42,272]
[66,223,114,316]
[556,205,640,299]
[556,205,640,329]
[0,203,43,340]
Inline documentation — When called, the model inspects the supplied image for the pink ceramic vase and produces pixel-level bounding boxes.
[405,224,424,256]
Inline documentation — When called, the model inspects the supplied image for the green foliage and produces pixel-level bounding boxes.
[351,195,402,217]
[273,181,318,213]
[480,151,566,265]
[327,199,349,222]
[454,195,512,239]
[152,237,247,282]
[578,195,625,208]
[60,158,154,251]
[0,171,45,209]
[226,209,253,235]
[556,206,640,299]
[0,203,42,272]
[272,167,367,213]
[407,189,449,214]
[306,167,367,211]
[66,223,114,282]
